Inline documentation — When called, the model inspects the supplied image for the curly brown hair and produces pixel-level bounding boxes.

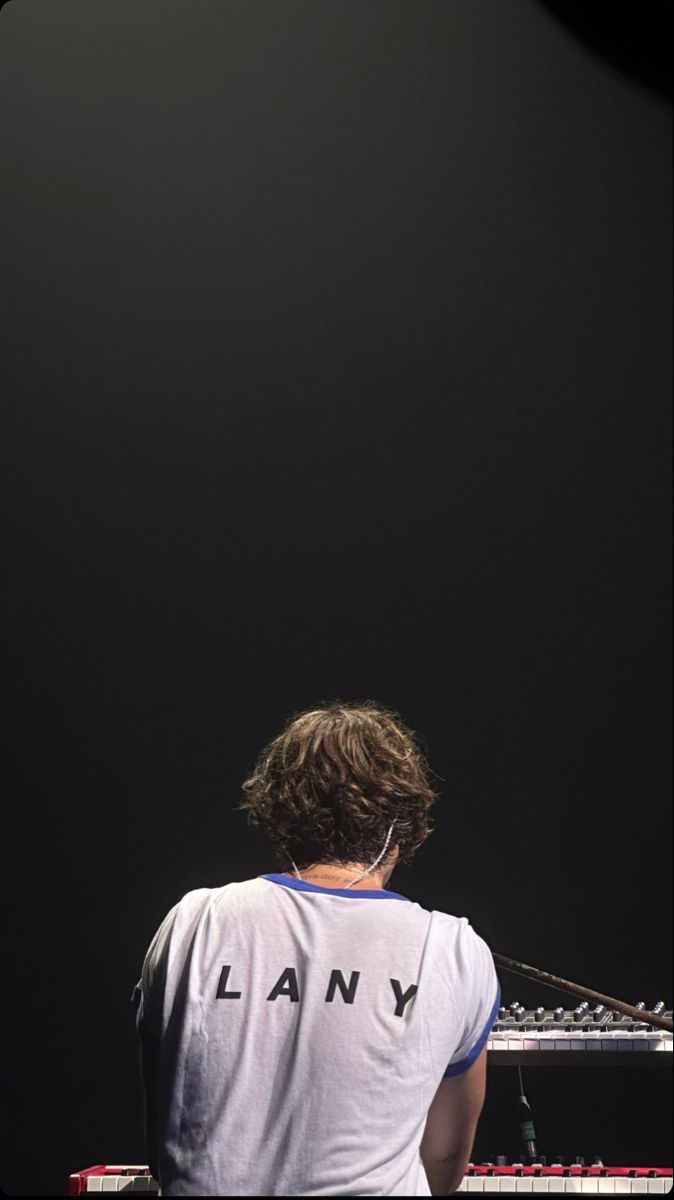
[239,700,438,870]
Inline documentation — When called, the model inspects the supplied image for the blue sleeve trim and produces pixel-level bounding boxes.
[443,983,501,1078]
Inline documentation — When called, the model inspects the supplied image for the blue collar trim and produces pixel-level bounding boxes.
[260,872,409,900]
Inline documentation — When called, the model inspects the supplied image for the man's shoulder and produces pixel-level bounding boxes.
[425,907,494,959]
[174,876,265,913]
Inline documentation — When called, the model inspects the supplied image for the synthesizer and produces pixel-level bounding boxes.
[487,1003,673,1065]
[69,1163,673,1195]
[456,1163,673,1194]
[69,1166,158,1194]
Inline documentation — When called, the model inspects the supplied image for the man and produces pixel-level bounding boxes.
[133,701,500,1196]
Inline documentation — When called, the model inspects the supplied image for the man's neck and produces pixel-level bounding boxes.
[287,863,391,890]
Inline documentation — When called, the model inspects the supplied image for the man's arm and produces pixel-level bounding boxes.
[134,899,183,1181]
[139,1030,160,1181]
[419,1046,488,1196]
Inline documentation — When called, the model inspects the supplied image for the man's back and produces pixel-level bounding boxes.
[137,873,500,1196]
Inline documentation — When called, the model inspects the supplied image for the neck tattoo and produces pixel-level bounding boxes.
[289,822,396,889]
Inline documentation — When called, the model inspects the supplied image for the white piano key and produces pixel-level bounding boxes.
[547,1178,565,1193]
[508,1039,525,1051]
[629,1182,649,1195]
[499,1178,517,1193]
[101,1179,121,1192]
[531,1180,550,1193]
[563,1179,583,1194]
[463,1176,484,1192]
[570,1040,586,1051]
[86,1181,103,1193]
[616,1040,634,1052]
[596,1179,616,1194]
[579,1180,599,1194]
[649,1180,668,1194]
[613,1180,631,1194]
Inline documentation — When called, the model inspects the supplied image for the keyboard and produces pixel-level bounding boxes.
[487,1005,673,1064]
[69,1163,673,1195]
[69,1166,158,1194]
[457,1164,673,1194]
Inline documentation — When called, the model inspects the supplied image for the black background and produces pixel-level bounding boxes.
[0,2,671,1195]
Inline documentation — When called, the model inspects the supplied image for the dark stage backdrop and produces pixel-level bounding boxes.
[0,2,671,1195]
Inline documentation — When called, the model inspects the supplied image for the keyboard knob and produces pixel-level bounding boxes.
[534,1006,545,1022]
[593,1156,604,1167]
[573,1005,585,1022]
[592,1005,605,1022]
[498,1006,508,1020]
[496,1155,508,1166]
[509,1001,520,1015]
[635,1001,646,1010]
[652,1001,665,1014]
[553,1006,564,1022]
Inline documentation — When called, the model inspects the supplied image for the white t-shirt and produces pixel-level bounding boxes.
[133,873,500,1197]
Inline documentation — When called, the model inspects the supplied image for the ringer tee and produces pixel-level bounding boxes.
[133,874,500,1197]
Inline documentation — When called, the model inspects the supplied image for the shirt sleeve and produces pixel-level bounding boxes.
[131,901,181,1039]
[443,924,500,1078]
